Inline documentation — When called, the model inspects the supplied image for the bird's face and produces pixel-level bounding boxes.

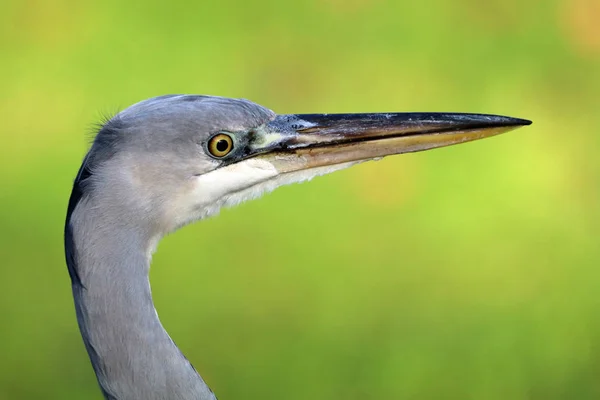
[87,95,530,236]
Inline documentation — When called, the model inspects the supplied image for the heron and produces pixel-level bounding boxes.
[64,95,531,399]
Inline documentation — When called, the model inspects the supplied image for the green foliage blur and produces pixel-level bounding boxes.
[1,0,599,398]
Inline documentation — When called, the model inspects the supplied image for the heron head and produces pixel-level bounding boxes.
[79,95,530,236]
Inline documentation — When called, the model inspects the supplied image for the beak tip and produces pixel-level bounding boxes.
[513,117,533,126]
[486,115,532,129]
[486,115,531,127]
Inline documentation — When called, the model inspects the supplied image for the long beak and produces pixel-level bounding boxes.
[254,112,531,172]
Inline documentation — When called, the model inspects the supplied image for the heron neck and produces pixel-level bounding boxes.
[69,202,215,400]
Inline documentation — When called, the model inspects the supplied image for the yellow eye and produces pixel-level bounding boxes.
[207,133,233,158]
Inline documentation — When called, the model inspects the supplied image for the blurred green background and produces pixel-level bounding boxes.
[1,0,599,399]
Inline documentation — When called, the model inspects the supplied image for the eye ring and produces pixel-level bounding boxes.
[207,133,234,158]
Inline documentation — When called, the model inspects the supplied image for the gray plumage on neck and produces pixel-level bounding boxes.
[70,199,216,399]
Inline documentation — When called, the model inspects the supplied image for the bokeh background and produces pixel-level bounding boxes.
[1,0,599,399]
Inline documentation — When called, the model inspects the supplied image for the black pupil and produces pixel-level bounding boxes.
[215,139,229,152]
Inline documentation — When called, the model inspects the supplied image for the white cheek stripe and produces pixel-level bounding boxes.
[168,158,360,231]
[191,158,278,207]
